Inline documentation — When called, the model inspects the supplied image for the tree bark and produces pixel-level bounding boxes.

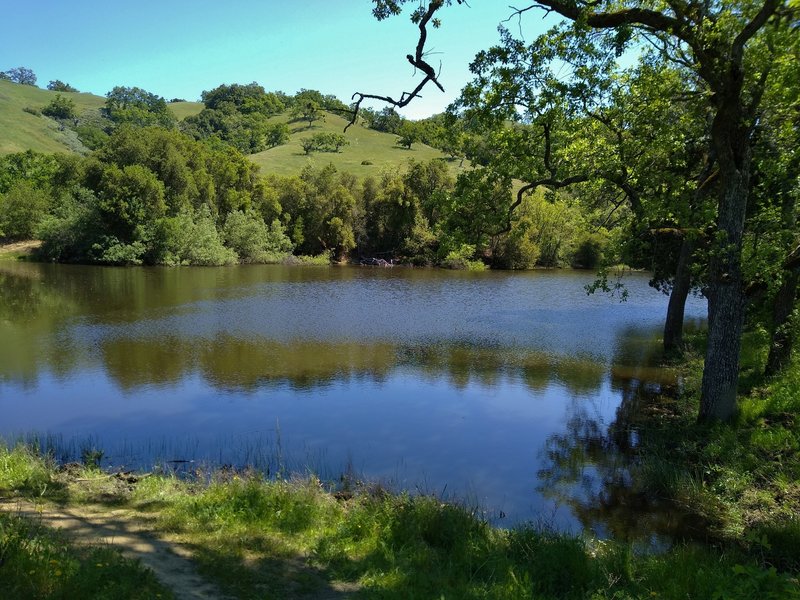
[663,236,695,355]
[699,121,750,421]
[765,269,799,376]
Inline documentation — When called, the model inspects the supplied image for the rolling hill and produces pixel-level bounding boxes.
[0,81,465,179]
[0,80,104,154]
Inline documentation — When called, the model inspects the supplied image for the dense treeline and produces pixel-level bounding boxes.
[0,136,602,268]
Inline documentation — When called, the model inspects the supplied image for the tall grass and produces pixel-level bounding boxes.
[3,442,797,599]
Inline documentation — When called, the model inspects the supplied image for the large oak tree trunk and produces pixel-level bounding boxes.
[663,236,695,355]
[699,108,750,422]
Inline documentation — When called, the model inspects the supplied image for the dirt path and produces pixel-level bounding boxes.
[0,498,231,600]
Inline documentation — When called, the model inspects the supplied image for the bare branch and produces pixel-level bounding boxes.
[344,1,448,131]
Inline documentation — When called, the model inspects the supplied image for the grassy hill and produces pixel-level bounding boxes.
[167,101,465,179]
[1,83,464,180]
[167,101,204,120]
[250,112,465,179]
[0,80,105,154]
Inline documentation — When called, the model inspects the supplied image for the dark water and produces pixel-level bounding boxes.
[0,261,706,537]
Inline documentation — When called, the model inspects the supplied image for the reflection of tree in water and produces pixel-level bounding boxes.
[538,330,709,545]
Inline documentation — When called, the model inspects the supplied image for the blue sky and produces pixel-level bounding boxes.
[1,1,554,119]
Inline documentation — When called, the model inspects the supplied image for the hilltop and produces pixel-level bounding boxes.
[0,81,463,179]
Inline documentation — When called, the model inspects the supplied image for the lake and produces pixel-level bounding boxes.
[0,261,706,538]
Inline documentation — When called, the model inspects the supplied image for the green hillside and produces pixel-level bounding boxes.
[167,101,204,120]
[250,111,466,179]
[1,83,463,180]
[0,80,105,154]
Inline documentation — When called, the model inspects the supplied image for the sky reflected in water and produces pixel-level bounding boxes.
[0,262,706,532]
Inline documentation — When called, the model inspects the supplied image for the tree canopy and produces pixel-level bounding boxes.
[359,0,798,421]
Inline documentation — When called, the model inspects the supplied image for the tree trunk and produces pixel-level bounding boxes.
[765,269,799,376]
[663,236,695,355]
[699,108,750,422]
[765,191,799,376]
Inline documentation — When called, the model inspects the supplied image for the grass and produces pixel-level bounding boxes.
[166,100,204,120]
[2,444,798,599]
[0,512,172,600]
[1,83,464,181]
[0,80,105,155]
[626,335,800,574]
[250,111,466,180]
[0,240,41,261]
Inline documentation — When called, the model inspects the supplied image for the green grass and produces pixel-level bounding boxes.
[167,101,204,120]
[629,338,800,574]
[0,512,172,600]
[250,111,467,180]
[2,84,464,181]
[0,80,105,155]
[2,444,798,599]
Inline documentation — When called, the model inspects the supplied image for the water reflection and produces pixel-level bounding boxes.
[537,341,709,546]
[0,261,707,531]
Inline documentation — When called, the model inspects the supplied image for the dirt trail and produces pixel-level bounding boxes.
[0,498,231,600]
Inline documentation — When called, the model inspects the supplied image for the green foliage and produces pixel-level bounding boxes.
[201,82,285,116]
[396,120,421,149]
[0,150,60,193]
[2,66,36,85]
[75,125,109,150]
[151,205,237,266]
[0,512,171,599]
[0,181,50,240]
[0,446,52,494]
[442,243,485,270]
[222,209,293,263]
[300,131,349,154]
[269,164,358,257]
[291,98,323,127]
[41,93,76,120]
[46,80,78,93]
[572,232,609,269]
[36,188,101,262]
[104,86,175,128]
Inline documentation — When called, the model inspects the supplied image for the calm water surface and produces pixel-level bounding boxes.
[0,262,706,538]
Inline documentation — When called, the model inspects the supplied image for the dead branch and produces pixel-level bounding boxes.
[345,1,452,131]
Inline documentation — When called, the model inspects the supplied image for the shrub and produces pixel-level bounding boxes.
[222,210,293,263]
[571,232,608,269]
[36,188,101,262]
[441,243,486,271]
[42,94,76,120]
[22,106,41,117]
[151,205,237,266]
[0,181,50,240]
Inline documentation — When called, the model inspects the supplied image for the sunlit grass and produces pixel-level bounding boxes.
[3,441,798,599]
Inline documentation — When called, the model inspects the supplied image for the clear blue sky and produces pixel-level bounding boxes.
[1,1,555,119]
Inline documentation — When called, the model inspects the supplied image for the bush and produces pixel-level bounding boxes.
[36,188,101,262]
[22,106,41,117]
[0,182,50,240]
[75,125,109,150]
[571,232,608,269]
[222,210,293,263]
[42,94,76,120]
[441,243,486,271]
[151,205,236,266]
